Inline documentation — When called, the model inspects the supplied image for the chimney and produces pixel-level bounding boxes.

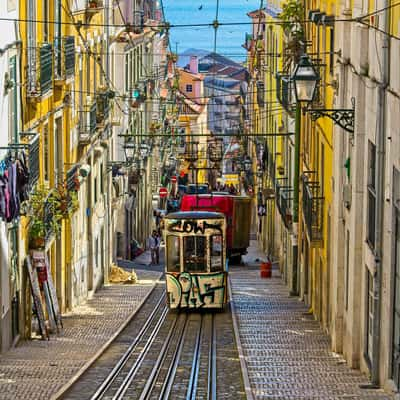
[189,56,199,74]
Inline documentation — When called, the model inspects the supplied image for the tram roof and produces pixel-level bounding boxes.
[165,211,225,220]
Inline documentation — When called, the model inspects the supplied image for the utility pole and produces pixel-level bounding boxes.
[290,103,301,296]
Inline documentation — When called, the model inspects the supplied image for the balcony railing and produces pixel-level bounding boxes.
[55,36,75,82]
[276,180,293,230]
[302,175,324,244]
[276,72,293,113]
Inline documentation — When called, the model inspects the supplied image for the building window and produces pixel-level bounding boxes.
[366,267,374,365]
[43,0,49,42]
[391,168,400,388]
[54,117,62,185]
[186,84,193,93]
[100,163,104,195]
[367,141,376,248]
[27,0,36,93]
[345,230,350,310]
[43,124,49,183]
[8,56,17,144]
[94,176,98,204]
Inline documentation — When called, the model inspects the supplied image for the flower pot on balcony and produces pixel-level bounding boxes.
[29,236,45,250]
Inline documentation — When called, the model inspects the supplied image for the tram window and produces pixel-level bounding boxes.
[211,235,223,272]
[167,236,180,272]
[183,236,207,272]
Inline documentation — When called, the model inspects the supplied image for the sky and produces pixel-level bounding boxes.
[162,0,262,61]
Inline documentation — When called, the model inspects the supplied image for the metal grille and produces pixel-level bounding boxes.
[66,165,79,192]
[302,175,324,243]
[276,180,293,230]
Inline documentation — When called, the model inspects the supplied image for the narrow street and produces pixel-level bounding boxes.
[1,0,400,398]
[0,242,396,399]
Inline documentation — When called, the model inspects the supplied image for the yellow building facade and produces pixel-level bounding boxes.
[19,0,113,336]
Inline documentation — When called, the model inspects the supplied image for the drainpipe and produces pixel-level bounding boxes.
[371,0,389,386]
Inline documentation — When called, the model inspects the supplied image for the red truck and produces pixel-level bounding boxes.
[180,193,252,262]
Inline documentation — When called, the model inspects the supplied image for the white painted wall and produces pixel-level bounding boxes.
[0,0,19,351]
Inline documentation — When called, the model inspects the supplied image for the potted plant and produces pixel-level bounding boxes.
[89,0,99,8]
[24,185,63,249]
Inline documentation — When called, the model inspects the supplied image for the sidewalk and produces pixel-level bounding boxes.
[230,241,395,400]
[0,268,162,400]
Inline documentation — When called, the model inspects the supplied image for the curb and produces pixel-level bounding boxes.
[228,276,255,400]
[51,273,163,400]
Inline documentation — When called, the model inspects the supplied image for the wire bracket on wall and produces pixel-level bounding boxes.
[306,97,355,134]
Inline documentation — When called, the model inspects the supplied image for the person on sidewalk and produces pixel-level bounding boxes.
[148,230,160,265]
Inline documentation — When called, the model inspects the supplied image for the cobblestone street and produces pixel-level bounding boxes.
[0,268,161,400]
[230,242,395,400]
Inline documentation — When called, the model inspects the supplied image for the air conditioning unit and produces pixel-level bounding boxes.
[343,183,352,209]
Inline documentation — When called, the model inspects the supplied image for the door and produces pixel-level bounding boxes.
[391,209,400,387]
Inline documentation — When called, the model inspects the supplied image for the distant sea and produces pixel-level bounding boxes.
[162,0,262,62]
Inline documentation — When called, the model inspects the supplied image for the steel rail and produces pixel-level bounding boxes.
[140,313,189,400]
[209,314,217,400]
[89,293,166,400]
[157,315,189,399]
[186,315,205,400]
[112,306,170,399]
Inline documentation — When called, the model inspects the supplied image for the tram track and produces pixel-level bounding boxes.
[61,286,244,400]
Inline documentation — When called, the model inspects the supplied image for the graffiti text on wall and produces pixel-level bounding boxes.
[166,272,226,309]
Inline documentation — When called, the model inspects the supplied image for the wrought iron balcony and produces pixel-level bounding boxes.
[79,101,97,143]
[27,43,53,98]
[302,175,324,244]
[275,180,293,230]
[55,36,75,83]
[256,80,265,107]
[86,0,103,13]
[276,72,293,113]
[96,91,111,126]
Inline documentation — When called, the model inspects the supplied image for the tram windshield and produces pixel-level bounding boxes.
[166,235,180,272]
[210,235,223,271]
[183,236,207,272]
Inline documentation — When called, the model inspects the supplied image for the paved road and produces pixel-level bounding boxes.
[0,269,161,400]
[230,241,395,400]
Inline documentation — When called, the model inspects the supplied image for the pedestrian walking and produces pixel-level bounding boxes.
[148,230,160,265]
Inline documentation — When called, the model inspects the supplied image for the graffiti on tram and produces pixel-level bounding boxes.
[166,272,226,309]
[166,219,223,235]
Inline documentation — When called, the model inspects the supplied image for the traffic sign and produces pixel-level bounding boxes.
[159,187,168,198]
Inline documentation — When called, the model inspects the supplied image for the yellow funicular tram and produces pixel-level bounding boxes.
[164,211,227,310]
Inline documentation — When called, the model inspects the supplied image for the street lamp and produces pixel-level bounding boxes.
[291,55,319,103]
[124,143,136,165]
[288,54,319,297]
[243,157,252,173]
[208,138,224,163]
